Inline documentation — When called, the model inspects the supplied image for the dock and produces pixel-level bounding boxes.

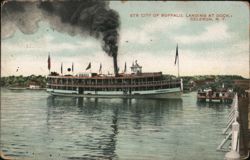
[217,80,249,160]
[197,90,234,103]
[238,96,249,159]
[236,80,250,159]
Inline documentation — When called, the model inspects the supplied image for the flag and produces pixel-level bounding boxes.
[86,62,91,70]
[72,62,74,72]
[174,44,178,65]
[99,63,102,73]
[61,62,63,74]
[48,54,51,70]
[124,62,127,73]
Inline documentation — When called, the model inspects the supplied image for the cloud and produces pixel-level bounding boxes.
[230,40,249,55]
[118,39,249,78]
[2,35,98,53]
[174,22,231,44]
[177,40,249,77]
[120,17,185,45]
[2,40,248,77]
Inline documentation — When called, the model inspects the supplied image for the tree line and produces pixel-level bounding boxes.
[0,75,47,88]
[180,75,247,92]
[0,74,247,91]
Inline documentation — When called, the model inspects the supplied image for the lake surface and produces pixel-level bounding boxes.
[0,88,230,160]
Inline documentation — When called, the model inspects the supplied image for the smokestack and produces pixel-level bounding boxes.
[2,0,120,76]
[113,54,118,76]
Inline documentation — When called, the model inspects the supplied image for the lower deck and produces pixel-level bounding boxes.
[47,87,182,99]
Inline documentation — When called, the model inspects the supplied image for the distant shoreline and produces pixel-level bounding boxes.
[0,75,47,88]
[1,74,247,92]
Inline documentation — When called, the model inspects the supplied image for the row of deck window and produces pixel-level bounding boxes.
[48,83,181,91]
[47,78,180,86]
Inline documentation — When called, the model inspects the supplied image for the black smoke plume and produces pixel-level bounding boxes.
[1,0,120,76]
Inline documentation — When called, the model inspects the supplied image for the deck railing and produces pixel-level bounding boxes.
[217,93,240,160]
[47,79,181,89]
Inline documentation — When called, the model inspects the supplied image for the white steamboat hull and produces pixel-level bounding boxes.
[47,88,182,99]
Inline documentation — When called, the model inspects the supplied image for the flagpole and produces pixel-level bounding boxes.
[175,43,179,78]
[90,62,91,74]
[48,53,51,75]
[178,54,180,78]
[61,62,63,75]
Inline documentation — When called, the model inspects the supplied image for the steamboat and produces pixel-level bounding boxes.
[46,61,183,99]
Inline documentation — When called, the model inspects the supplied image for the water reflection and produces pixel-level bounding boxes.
[196,101,231,112]
[1,89,229,160]
[46,97,183,159]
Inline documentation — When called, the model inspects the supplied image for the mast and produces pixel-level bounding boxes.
[174,44,179,78]
[48,53,51,74]
[178,50,180,78]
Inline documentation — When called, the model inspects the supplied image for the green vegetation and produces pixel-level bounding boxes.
[163,74,177,80]
[0,75,47,88]
[0,74,247,91]
[180,75,247,92]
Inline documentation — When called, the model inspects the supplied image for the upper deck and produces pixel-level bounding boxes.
[48,72,163,80]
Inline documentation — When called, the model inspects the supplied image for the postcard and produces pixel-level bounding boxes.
[1,1,249,160]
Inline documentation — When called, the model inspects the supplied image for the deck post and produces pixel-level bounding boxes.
[225,150,240,160]
[224,122,240,160]
[224,94,240,160]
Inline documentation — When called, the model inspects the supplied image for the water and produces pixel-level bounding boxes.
[0,88,230,160]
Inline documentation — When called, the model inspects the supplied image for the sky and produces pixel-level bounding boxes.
[1,1,249,78]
